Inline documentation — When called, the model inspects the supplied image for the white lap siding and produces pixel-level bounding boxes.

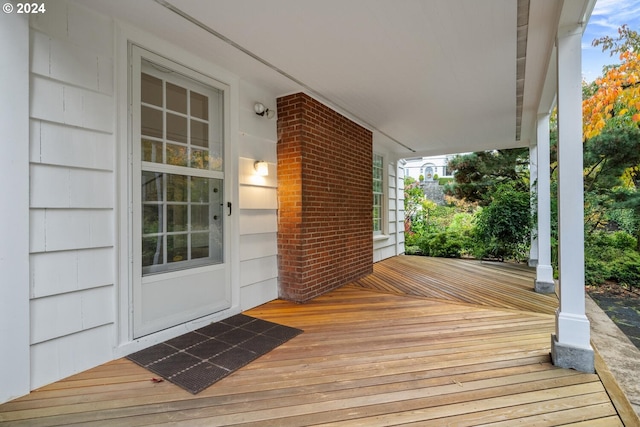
[373,156,405,262]
[237,82,279,309]
[22,0,284,394]
[29,2,115,389]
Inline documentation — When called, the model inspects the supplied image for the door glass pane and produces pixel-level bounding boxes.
[166,174,187,202]
[166,144,188,167]
[142,171,163,202]
[209,178,223,264]
[191,205,209,230]
[208,152,222,171]
[191,177,210,202]
[190,91,208,120]
[167,234,188,263]
[142,139,163,163]
[142,236,163,268]
[141,106,162,138]
[166,112,187,144]
[166,82,187,113]
[190,149,210,170]
[190,120,208,148]
[141,73,162,107]
[143,205,162,234]
[167,204,188,232]
[191,232,210,260]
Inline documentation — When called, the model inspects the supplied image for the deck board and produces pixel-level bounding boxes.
[352,256,558,314]
[0,256,629,426]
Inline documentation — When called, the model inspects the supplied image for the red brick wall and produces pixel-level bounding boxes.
[277,93,373,302]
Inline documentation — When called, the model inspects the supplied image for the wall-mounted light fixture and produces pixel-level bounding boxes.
[254,160,269,176]
[254,102,275,119]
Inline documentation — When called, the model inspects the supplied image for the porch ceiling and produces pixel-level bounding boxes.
[80,0,594,158]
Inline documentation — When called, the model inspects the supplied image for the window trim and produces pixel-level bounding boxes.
[373,152,385,236]
[136,57,227,276]
[133,50,228,277]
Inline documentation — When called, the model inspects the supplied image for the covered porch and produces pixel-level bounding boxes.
[2,256,637,426]
[0,0,606,403]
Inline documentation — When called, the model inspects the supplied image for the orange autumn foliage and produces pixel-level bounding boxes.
[582,50,640,140]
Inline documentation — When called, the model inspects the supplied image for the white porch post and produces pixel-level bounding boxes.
[535,114,555,293]
[528,143,539,267]
[397,160,406,256]
[0,8,31,402]
[552,25,594,373]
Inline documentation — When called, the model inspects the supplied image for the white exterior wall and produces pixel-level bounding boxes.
[28,2,116,390]
[373,137,405,262]
[237,83,279,310]
[395,162,406,256]
[0,10,30,404]
[15,0,282,396]
[4,0,406,401]
[403,155,454,181]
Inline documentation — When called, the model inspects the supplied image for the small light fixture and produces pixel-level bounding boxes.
[254,102,275,119]
[254,160,269,176]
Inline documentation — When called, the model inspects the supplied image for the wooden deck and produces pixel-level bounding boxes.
[352,256,558,315]
[0,256,632,426]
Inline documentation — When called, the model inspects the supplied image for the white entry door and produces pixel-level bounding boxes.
[131,47,231,338]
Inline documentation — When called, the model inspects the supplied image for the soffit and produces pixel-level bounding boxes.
[80,0,574,157]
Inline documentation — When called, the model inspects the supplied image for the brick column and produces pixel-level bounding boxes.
[277,93,373,302]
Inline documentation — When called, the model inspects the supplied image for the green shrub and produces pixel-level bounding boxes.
[404,232,421,247]
[584,256,610,286]
[609,250,640,289]
[418,231,469,258]
[606,208,639,238]
[404,245,423,255]
[609,231,637,250]
[474,184,531,261]
[584,231,640,288]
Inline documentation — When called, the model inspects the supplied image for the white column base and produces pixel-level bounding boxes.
[535,264,555,293]
[551,334,594,373]
[555,310,592,351]
[553,300,594,372]
[552,308,594,374]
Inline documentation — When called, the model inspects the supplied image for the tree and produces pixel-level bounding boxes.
[581,25,640,246]
[444,148,529,205]
[578,25,640,288]
[583,126,640,248]
[592,24,640,60]
[404,177,423,232]
[583,25,640,140]
[474,183,531,262]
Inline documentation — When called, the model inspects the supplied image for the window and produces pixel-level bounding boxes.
[373,153,384,235]
[139,59,225,275]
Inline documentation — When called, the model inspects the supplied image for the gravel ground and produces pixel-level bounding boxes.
[588,284,640,350]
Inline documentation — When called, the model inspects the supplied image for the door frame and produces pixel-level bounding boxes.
[114,23,241,356]
[131,47,233,338]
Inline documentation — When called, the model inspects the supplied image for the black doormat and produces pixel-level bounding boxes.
[126,314,303,394]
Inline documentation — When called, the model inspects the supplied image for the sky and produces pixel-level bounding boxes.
[582,0,640,82]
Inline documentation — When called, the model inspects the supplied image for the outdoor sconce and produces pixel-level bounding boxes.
[254,160,269,176]
[254,102,275,119]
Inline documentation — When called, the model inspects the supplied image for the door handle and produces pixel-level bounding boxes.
[227,201,232,216]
